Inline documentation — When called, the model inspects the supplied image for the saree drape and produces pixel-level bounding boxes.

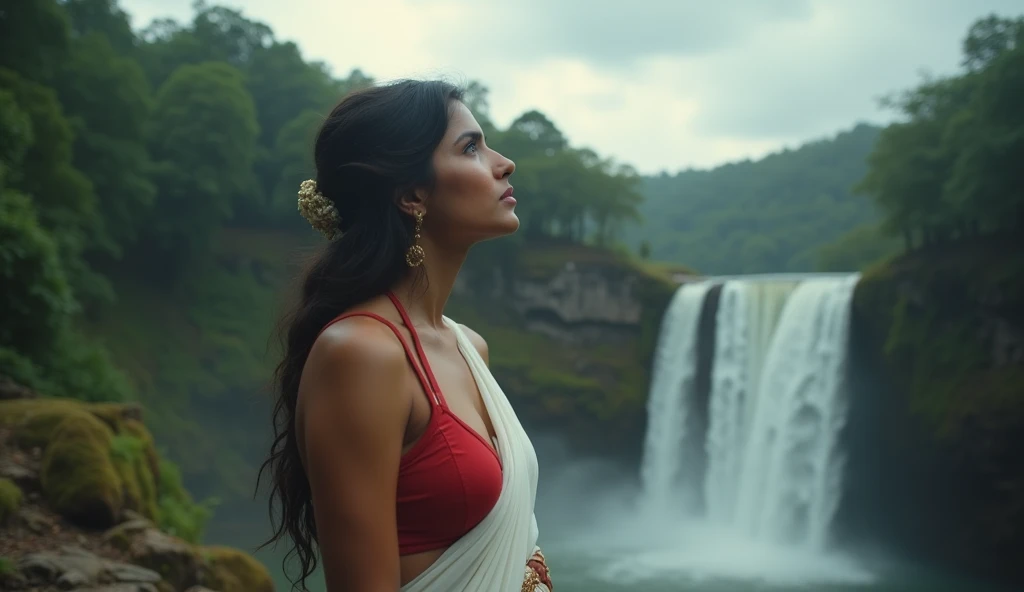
[399,317,547,592]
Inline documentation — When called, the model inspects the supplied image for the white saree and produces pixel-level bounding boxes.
[399,317,548,592]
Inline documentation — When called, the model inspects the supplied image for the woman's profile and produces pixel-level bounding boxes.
[258,80,552,592]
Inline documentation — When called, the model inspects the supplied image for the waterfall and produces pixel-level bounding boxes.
[640,274,859,550]
[639,281,713,515]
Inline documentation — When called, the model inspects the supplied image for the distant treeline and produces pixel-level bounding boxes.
[631,123,883,274]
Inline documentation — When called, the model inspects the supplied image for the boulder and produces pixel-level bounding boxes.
[109,526,206,590]
[40,411,122,527]
[16,546,161,589]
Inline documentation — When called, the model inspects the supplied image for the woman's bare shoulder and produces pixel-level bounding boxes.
[300,314,412,427]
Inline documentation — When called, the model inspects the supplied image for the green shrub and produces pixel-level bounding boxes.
[157,458,217,544]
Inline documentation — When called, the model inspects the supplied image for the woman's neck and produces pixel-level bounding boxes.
[390,235,467,330]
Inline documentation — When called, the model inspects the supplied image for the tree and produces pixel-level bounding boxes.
[0,68,109,302]
[146,62,260,255]
[268,109,324,224]
[0,89,75,357]
[54,31,156,248]
[62,0,138,55]
[246,41,337,149]
[855,15,1024,248]
[0,0,70,83]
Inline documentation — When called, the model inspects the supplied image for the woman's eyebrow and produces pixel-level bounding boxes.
[453,130,483,146]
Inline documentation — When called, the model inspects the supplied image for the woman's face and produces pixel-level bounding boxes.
[420,101,518,247]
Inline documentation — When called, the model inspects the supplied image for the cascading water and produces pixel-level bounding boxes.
[639,281,714,516]
[640,274,860,549]
[535,273,907,589]
[703,280,798,527]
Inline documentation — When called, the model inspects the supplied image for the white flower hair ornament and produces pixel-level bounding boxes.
[297,179,341,240]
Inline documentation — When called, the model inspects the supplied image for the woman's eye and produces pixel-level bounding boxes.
[464,142,478,154]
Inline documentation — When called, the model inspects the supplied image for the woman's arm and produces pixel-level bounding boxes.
[299,318,412,592]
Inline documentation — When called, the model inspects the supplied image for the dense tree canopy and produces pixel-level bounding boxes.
[857,14,1024,250]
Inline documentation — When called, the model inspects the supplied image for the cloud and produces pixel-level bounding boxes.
[681,0,1024,139]
[421,0,814,64]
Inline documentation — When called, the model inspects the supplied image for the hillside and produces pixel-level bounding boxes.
[630,123,883,274]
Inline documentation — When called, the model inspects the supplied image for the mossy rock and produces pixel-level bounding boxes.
[0,478,23,523]
[1,398,163,525]
[202,546,274,592]
[40,409,123,527]
[110,432,160,521]
[0,398,141,449]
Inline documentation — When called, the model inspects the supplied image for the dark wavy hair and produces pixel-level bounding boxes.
[256,79,464,590]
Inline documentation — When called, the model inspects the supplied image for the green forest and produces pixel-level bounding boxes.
[629,123,886,274]
[2,0,1022,584]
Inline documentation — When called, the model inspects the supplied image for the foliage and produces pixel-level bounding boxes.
[109,433,160,520]
[816,223,901,272]
[158,457,217,544]
[855,15,1024,249]
[630,123,882,274]
[0,188,74,356]
[146,61,260,254]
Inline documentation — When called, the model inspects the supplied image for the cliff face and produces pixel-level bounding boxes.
[836,235,1024,586]
[452,244,680,461]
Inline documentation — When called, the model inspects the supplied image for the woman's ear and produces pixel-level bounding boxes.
[396,186,428,217]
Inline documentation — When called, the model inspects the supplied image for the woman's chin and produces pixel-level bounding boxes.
[500,212,521,235]
[476,213,520,242]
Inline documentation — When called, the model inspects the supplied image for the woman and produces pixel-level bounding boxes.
[259,80,553,592]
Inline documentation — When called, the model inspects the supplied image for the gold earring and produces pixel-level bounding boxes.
[405,211,425,267]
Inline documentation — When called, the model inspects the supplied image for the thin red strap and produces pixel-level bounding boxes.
[385,292,448,409]
[318,311,440,408]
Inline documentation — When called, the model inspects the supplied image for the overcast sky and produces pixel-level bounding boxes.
[119,0,1022,174]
